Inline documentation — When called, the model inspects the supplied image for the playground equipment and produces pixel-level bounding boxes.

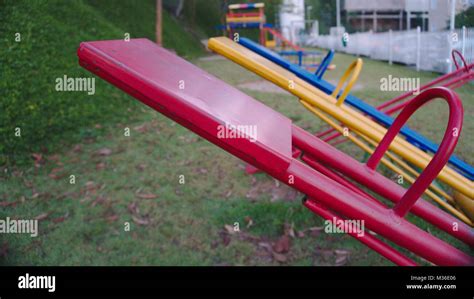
[209,37,474,224]
[78,38,473,265]
[223,2,267,45]
[317,50,474,160]
[233,37,474,181]
[208,38,474,224]
[207,37,473,201]
[219,3,325,69]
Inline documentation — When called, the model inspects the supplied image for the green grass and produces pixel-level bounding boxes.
[1,47,472,266]
[0,0,204,165]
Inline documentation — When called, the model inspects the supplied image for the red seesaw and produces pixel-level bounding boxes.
[78,39,473,266]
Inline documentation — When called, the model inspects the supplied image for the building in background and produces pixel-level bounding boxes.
[279,0,306,43]
[345,0,473,32]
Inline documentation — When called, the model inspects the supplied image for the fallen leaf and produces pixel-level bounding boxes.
[85,181,95,190]
[244,216,253,228]
[31,153,42,162]
[52,213,68,223]
[0,242,9,258]
[48,167,65,180]
[34,213,50,221]
[273,235,290,253]
[224,224,237,234]
[309,226,324,237]
[335,255,348,266]
[132,215,149,226]
[136,193,158,200]
[32,153,44,167]
[272,252,287,263]
[284,222,295,238]
[48,154,60,162]
[105,214,119,223]
[258,242,273,251]
[0,201,18,207]
[96,148,112,156]
[220,232,231,246]
[133,124,148,133]
[136,164,147,171]
[210,239,219,249]
[335,249,350,266]
[91,196,107,207]
[127,202,139,215]
[73,145,82,153]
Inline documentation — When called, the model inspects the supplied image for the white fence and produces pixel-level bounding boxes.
[305,26,474,73]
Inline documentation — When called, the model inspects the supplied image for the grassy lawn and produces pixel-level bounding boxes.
[1,51,472,266]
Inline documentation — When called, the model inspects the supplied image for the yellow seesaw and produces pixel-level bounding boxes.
[208,37,474,201]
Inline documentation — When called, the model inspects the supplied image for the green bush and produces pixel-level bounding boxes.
[0,0,204,165]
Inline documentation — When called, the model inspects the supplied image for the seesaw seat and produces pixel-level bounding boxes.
[78,39,292,173]
[78,38,473,266]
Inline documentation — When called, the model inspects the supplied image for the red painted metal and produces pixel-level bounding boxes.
[452,49,469,73]
[245,147,301,174]
[301,155,381,204]
[382,71,474,115]
[78,39,474,265]
[316,127,336,138]
[321,131,341,143]
[292,126,474,246]
[367,87,463,217]
[227,12,262,18]
[287,158,472,265]
[263,27,303,51]
[329,136,349,147]
[304,198,417,266]
[377,61,473,112]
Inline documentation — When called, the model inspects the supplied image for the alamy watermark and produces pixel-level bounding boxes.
[55,75,95,95]
[380,75,420,94]
[217,123,258,142]
[324,217,365,237]
[0,217,38,237]
[18,273,55,293]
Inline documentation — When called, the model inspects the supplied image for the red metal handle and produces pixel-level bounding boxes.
[366,87,463,217]
[452,49,469,73]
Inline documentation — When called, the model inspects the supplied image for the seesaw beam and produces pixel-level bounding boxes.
[77,38,473,265]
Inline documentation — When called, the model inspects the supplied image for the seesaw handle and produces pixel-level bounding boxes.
[332,58,363,106]
[366,87,464,217]
[452,49,469,73]
[314,50,334,79]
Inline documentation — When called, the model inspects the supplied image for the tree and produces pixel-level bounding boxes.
[455,6,474,28]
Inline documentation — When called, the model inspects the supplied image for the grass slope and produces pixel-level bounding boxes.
[0,0,204,165]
